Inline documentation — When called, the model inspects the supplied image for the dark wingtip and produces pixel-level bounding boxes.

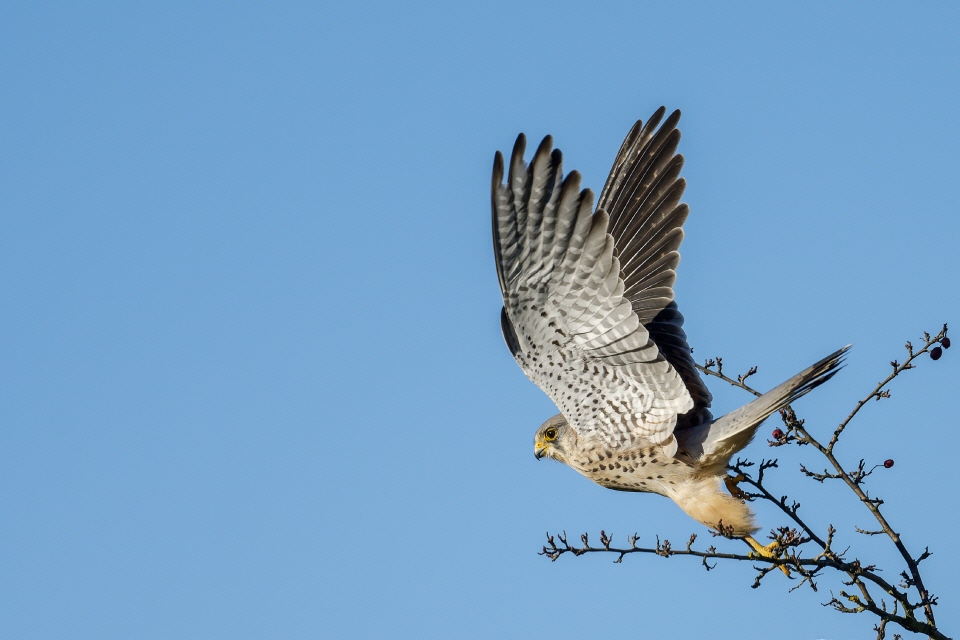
[650,105,667,126]
[663,108,682,133]
[507,133,527,188]
[492,150,504,186]
[535,134,553,159]
[512,133,527,161]
[491,150,506,292]
[500,306,521,357]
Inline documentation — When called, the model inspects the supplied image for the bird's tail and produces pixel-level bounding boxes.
[681,346,850,471]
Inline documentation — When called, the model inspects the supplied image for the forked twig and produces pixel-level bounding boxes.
[543,325,951,640]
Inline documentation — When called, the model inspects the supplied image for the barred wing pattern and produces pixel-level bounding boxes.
[597,108,713,432]
[492,132,693,453]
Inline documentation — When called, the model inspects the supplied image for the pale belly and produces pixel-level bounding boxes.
[570,445,694,495]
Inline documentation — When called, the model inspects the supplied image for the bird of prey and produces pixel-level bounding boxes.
[491,107,847,557]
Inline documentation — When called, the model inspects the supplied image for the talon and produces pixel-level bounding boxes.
[744,535,791,576]
[724,473,749,501]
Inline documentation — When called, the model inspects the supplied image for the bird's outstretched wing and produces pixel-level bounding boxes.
[597,108,713,432]
[492,120,694,454]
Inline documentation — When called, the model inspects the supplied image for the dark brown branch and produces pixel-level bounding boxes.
[828,325,948,451]
[698,326,950,637]
[541,527,949,639]
[560,325,953,638]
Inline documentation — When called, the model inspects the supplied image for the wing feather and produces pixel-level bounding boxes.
[493,131,693,452]
[598,110,713,432]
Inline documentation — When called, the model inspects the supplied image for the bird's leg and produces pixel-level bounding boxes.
[744,536,790,576]
[724,473,790,575]
[723,472,750,501]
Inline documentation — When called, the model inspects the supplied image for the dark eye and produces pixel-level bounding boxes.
[544,428,558,440]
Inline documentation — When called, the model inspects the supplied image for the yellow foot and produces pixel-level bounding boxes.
[744,535,790,576]
[724,473,750,501]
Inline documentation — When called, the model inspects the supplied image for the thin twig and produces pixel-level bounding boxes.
[547,326,951,639]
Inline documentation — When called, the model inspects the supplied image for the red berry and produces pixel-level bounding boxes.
[772,428,784,439]
[942,337,951,349]
[883,459,894,468]
[931,346,943,360]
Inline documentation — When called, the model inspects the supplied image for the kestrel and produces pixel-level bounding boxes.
[491,108,846,555]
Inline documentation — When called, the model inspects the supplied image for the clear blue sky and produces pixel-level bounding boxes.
[2,3,958,638]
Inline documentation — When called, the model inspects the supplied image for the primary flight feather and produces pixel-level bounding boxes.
[492,107,847,543]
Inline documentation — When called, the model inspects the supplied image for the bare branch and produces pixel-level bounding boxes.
[548,325,952,639]
[828,324,948,451]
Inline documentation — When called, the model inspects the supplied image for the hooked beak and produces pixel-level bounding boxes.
[534,442,546,460]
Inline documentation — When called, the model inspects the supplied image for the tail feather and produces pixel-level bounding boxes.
[679,346,850,471]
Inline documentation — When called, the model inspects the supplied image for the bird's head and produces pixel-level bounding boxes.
[534,414,576,462]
